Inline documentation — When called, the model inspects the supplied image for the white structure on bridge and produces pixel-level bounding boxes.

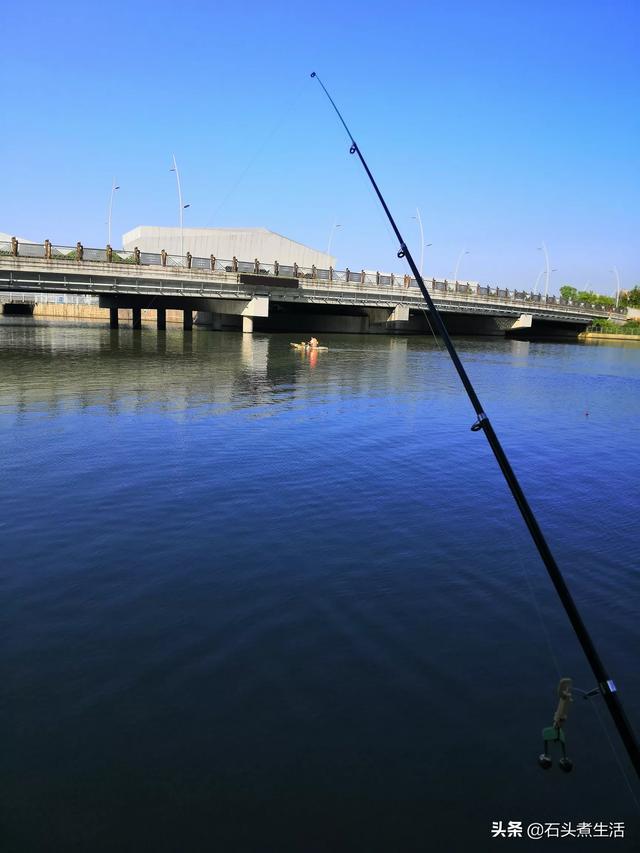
[122,226,334,269]
[0,230,34,244]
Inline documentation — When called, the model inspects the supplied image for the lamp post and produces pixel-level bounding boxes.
[412,208,424,276]
[422,243,433,278]
[327,222,341,258]
[107,179,119,246]
[170,154,190,259]
[538,242,551,297]
[411,208,432,276]
[611,266,621,308]
[453,249,469,282]
[541,267,558,299]
[533,269,545,294]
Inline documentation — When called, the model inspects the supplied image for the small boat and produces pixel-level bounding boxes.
[289,342,329,352]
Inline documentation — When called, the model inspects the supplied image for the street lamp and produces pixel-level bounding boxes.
[453,249,469,282]
[412,208,423,276]
[327,222,341,257]
[538,242,551,297]
[411,208,432,277]
[533,269,545,294]
[107,179,120,246]
[170,154,189,260]
[611,266,621,308]
[541,265,558,298]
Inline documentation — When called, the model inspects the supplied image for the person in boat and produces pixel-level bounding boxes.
[308,337,319,349]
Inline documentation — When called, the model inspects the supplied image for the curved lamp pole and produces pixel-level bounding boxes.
[533,269,545,294]
[538,242,550,297]
[423,242,433,277]
[611,266,621,308]
[170,154,190,260]
[107,179,120,246]
[453,249,469,282]
[327,222,341,258]
[412,208,424,276]
[411,209,432,277]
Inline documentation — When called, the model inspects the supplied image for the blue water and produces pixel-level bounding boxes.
[1,320,639,851]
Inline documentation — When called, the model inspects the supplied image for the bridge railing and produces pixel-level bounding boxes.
[0,238,625,317]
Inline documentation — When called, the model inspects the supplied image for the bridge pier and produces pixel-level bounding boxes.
[183,309,193,331]
[157,308,166,330]
[109,307,119,329]
[200,296,268,334]
[132,307,142,330]
[366,305,410,332]
[388,304,409,323]
[508,313,533,332]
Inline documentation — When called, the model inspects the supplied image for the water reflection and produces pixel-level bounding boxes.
[0,318,638,424]
[0,320,440,418]
[2,316,639,850]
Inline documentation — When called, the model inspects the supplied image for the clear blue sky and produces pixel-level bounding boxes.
[1,0,638,293]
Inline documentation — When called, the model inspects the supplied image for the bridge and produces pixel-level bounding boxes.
[0,238,621,337]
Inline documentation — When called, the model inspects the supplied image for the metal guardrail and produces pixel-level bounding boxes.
[590,324,640,336]
[1,290,100,305]
[0,238,624,318]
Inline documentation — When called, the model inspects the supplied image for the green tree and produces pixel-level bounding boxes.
[576,290,615,307]
[622,286,640,308]
[560,285,578,300]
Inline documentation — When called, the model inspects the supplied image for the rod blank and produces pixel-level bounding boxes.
[311,70,640,781]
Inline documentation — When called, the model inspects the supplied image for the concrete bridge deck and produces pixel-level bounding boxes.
[0,241,620,337]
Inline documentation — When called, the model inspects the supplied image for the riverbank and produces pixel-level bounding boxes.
[3,301,188,325]
[579,331,640,343]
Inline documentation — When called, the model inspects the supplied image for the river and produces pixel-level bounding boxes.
[2,319,639,851]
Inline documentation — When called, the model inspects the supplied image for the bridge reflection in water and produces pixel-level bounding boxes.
[0,323,541,421]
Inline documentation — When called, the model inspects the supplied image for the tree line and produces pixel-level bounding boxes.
[560,285,640,308]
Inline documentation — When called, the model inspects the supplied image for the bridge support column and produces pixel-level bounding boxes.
[157,308,166,330]
[388,304,409,323]
[132,307,142,329]
[510,313,533,330]
[183,309,193,331]
[109,307,119,329]
[208,296,268,334]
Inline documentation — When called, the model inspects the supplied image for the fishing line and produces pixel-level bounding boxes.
[210,76,310,224]
[469,359,637,809]
[310,70,640,781]
[338,132,440,348]
[350,155,401,261]
[418,305,443,351]
[584,687,640,815]
[510,532,564,682]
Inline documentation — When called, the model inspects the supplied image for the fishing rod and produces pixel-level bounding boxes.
[310,71,640,780]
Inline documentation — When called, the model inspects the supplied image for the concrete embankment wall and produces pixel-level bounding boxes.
[3,302,186,325]
[579,332,640,343]
[33,303,110,321]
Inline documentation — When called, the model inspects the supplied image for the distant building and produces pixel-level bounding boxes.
[122,226,335,269]
[0,231,35,244]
